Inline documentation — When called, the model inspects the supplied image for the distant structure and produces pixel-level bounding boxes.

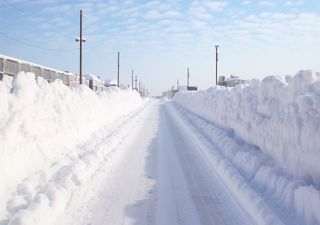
[0,54,79,86]
[218,75,247,87]
[105,79,117,87]
[162,83,198,99]
[84,74,105,91]
[185,68,198,91]
[0,54,120,92]
[187,86,198,91]
[179,85,198,91]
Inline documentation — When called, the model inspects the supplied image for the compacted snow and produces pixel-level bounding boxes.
[1,70,319,225]
[54,101,254,225]
[174,70,320,225]
[0,72,145,224]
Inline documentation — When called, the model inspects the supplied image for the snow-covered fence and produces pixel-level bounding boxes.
[0,54,75,85]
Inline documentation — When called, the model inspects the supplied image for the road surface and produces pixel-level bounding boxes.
[56,100,254,225]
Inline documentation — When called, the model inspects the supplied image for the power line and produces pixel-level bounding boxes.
[0,1,77,52]
[0,31,78,52]
[1,0,55,26]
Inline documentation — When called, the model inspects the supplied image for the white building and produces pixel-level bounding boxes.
[218,75,247,87]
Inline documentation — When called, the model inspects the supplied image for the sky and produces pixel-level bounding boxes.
[0,0,320,95]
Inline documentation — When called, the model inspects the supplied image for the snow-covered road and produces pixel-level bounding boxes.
[3,71,320,225]
[55,100,254,225]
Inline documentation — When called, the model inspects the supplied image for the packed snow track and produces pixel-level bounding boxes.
[8,99,286,225]
[53,100,254,225]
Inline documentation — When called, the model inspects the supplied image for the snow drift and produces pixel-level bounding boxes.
[0,72,144,222]
[174,70,320,224]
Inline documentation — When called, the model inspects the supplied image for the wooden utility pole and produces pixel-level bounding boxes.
[117,52,120,87]
[177,79,179,90]
[76,10,86,84]
[215,45,219,85]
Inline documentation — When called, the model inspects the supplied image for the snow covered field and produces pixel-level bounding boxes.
[1,70,320,225]
[174,70,320,225]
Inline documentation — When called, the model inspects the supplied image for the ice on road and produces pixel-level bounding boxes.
[56,100,253,225]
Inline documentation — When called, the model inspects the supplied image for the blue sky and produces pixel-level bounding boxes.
[0,0,320,95]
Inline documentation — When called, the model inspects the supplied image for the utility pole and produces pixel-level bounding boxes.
[215,45,219,85]
[75,10,86,84]
[135,75,138,91]
[131,70,134,90]
[177,79,179,90]
[139,81,141,93]
[187,68,190,88]
[117,52,120,87]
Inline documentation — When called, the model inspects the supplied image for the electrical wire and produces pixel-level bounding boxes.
[0,31,78,52]
[0,1,79,52]
[1,0,55,26]
[0,1,80,52]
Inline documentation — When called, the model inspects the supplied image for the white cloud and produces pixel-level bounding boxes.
[191,20,208,30]
[217,11,320,47]
[163,10,181,18]
[123,0,134,5]
[188,5,213,21]
[272,13,295,20]
[144,10,162,19]
[204,1,228,11]
[285,0,304,6]
[42,4,73,14]
[258,1,277,7]
[21,0,320,56]
[242,1,251,5]
[144,9,181,20]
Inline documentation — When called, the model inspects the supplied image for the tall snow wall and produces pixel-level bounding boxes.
[0,72,143,218]
[174,70,320,186]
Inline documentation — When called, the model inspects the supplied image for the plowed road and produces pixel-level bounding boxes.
[56,101,253,225]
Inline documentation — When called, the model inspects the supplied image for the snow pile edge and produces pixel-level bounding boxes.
[173,70,320,225]
[0,72,145,221]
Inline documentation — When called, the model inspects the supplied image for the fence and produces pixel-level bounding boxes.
[0,54,117,92]
[0,54,76,86]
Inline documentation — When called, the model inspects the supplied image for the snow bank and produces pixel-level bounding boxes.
[173,70,320,224]
[0,72,144,222]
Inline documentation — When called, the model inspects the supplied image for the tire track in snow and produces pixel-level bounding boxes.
[161,104,251,225]
[167,102,287,225]
[6,100,153,225]
[56,100,159,225]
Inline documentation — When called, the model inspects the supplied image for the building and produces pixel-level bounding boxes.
[105,79,117,87]
[179,85,198,91]
[218,75,247,87]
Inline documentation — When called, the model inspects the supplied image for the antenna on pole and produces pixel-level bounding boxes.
[117,52,120,87]
[215,45,219,86]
